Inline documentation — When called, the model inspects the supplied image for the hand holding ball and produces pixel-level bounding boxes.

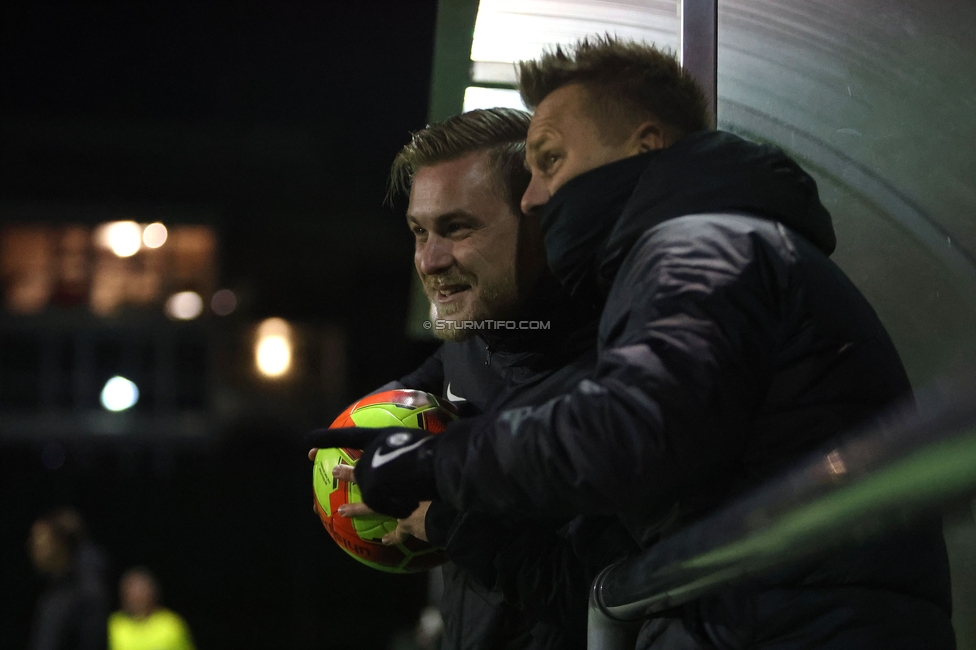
[311,389,456,573]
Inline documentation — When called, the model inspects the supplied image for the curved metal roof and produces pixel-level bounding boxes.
[719,0,976,387]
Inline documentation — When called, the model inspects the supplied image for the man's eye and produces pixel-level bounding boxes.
[445,223,469,235]
[537,152,561,173]
[411,226,426,238]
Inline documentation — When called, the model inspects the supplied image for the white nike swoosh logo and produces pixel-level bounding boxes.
[446,382,466,403]
[371,437,431,469]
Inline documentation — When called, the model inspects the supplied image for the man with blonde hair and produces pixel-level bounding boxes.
[313,107,631,649]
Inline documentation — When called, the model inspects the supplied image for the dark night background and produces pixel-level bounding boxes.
[4,2,976,649]
[1,3,442,649]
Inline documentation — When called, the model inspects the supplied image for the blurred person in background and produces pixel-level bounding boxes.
[28,508,110,650]
[108,567,196,650]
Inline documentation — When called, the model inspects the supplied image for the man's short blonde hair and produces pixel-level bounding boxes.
[388,108,532,215]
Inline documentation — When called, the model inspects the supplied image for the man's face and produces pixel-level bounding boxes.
[408,151,543,341]
[522,83,650,215]
[28,522,68,576]
[120,573,157,619]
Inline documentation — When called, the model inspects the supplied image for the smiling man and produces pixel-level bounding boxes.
[317,37,954,649]
[406,138,543,338]
[312,108,629,650]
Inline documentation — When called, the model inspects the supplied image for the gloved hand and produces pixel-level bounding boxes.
[307,426,439,518]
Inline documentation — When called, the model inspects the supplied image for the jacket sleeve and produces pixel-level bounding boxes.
[359,346,445,398]
[433,220,786,518]
[423,500,460,548]
[443,512,639,635]
[394,345,445,395]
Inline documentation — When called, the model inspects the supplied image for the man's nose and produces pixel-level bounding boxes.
[521,176,551,216]
[417,235,454,276]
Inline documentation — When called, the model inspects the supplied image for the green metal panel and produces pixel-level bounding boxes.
[427,0,480,123]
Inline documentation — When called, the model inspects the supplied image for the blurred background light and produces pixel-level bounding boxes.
[100,376,139,411]
[470,0,679,67]
[454,0,681,135]
[165,291,204,320]
[142,222,168,248]
[255,317,293,378]
[210,289,237,316]
[97,221,143,258]
[462,86,526,112]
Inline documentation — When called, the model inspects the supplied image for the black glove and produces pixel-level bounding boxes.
[307,426,439,518]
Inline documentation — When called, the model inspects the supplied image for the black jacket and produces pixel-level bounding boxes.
[431,131,954,648]
[392,276,636,650]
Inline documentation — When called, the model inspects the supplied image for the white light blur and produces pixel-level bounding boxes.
[462,87,527,112]
[471,61,518,85]
[142,222,168,248]
[99,221,143,258]
[255,318,293,378]
[101,376,139,412]
[825,450,848,476]
[210,289,237,316]
[256,336,291,377]
[470,0,679,64]
[165,291,204,320]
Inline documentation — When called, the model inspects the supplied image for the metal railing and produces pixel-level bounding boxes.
[587,374,976,649]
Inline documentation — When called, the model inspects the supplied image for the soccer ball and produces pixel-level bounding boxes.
[312,389,457,573]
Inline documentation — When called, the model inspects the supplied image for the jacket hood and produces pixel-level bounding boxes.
[539,130,836,297]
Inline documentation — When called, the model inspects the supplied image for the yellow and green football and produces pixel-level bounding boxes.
[312,389,456,573]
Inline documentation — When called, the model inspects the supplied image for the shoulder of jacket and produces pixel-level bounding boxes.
[624,213,797,271]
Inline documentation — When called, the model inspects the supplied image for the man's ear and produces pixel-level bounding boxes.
[632,120,667,153]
